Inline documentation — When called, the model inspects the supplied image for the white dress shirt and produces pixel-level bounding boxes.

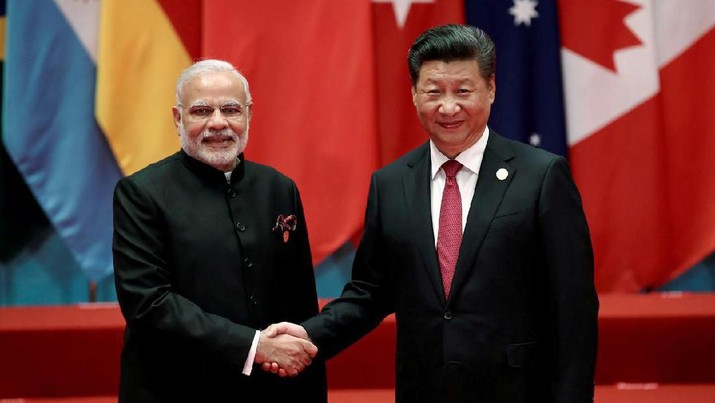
[429,127,489,246]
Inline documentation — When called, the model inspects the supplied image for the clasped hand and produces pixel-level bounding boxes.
[255,322,314,377]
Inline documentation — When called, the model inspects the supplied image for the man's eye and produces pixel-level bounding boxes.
[191,107,213,117]
[220,107,242,116]
[458,88,474,94]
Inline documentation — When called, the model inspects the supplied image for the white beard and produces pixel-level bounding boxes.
[180,123,249,170]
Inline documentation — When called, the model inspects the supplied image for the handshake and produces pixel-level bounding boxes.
[255,322,315,377]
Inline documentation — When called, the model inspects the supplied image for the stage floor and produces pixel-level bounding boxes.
[1,293,714,401]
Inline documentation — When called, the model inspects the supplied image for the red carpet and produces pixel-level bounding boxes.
[3,385,714,403]
[1,293,714,401]
[595,384,715,403]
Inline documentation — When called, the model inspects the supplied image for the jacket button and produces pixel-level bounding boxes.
[227,189,236,198]
[235,222,246,231]
[249,296,257,306]
[243,258,253,268]
[443,311,452,320]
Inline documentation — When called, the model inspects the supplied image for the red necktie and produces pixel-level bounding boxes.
[437,160,463,299]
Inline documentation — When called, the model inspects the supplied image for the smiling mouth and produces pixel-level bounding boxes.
[203,136,235,147]
[439,121,463,129]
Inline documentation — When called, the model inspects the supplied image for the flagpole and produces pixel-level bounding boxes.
[88,281,97,303]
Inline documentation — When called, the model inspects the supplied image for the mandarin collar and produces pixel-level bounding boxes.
[179,149,245,184]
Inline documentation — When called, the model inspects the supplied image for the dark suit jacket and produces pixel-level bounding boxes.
[303,132,598,403]
[113,150,326,402]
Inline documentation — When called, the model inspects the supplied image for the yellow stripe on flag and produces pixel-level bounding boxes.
[96,0,190,175]
[0,16,6,61]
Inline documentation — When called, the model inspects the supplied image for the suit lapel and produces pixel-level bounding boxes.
[402,144,445,303]
[447,134,516,305]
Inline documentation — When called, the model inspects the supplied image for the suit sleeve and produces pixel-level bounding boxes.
[112,177,257,371]
[303,173,393,359]
[539,157,599,402]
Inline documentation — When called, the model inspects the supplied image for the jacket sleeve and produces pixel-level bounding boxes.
[539,157,599,402]
[303,172,393,359]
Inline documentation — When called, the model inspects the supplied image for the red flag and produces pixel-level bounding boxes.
[202,0,379,264]
[201,1,464,264]
[372,0,464,165]
[560,0,715,292]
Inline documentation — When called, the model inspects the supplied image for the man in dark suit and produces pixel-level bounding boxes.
[112,59,326,402]
[266,24,598,402]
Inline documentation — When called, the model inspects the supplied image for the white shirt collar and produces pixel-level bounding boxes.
[224,157,241,183]
[430,126,490,180]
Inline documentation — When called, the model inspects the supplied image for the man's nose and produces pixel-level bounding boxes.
[438,95,462,115]
[206,108,229,129]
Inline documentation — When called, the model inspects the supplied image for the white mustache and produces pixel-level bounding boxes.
[202,130,237,140]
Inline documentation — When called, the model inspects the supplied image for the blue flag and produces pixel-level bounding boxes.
[3,0,121,282]
[466,0,567,156]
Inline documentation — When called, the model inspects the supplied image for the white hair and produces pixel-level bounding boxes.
[175,59,252,105]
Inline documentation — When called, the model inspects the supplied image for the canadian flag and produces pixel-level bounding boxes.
[560,0,715,292]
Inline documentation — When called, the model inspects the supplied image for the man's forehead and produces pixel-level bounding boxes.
[182,75,245,104]
[419,59,480,70]
[186,98,242,107]
[185,72,241,90]
[418,68,480,80]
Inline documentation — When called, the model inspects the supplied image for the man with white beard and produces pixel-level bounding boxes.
[112,59,326,402]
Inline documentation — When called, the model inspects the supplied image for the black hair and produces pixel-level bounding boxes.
[407,24,496,87]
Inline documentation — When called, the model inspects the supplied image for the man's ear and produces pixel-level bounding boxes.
[488,74,496,103]
[172,106,182,135]
[411,87,417,106]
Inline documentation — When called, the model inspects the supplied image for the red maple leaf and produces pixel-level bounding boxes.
[559,0,642,72]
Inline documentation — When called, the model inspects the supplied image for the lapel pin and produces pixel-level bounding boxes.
[496,168,508,181]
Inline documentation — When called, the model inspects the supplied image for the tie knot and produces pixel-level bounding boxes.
[442,160,463,178]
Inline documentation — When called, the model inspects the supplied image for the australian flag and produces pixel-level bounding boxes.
[466,0,567,157]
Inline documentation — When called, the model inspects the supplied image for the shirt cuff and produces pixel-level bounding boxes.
[242,330,260,376]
